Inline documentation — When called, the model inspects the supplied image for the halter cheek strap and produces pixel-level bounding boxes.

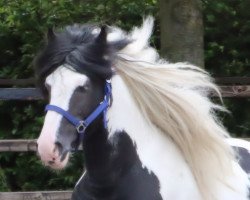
[45,80,111,143]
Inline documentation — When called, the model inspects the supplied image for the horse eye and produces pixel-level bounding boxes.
[76,85,89,93]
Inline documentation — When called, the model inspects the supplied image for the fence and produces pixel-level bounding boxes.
[0,77,250,200]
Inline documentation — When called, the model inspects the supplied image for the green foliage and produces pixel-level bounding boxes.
[203,0,250,76]
[0,167,9,191]
[203,0,250,136]
[1,151,83,191]
[0,0,157,192]
[0,0,157,78]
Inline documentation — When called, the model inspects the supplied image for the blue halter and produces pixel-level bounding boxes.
[45,80,112,144]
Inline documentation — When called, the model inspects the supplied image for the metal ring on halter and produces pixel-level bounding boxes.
[76,121,87,133]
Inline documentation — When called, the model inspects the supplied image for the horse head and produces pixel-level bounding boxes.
[35,24,127,169]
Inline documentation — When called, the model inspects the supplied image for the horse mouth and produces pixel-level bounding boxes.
[44,152,70,170]
[38,143,70,170]
[51,144,70,169]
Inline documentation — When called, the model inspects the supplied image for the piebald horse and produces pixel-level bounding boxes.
[35,17,250,200]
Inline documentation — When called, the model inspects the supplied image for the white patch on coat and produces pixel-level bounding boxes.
[107,76,202,200]
[107,75,250,200]
[105,16,250,200]
[227,138,250,153]
[212,161,250,200]
[37,65,88,169]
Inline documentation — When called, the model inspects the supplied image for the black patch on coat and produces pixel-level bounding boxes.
[232,145,250,199]
[233,146,250,174]
[71,130,163,200]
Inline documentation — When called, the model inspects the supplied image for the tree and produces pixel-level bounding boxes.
[159,0,204,67]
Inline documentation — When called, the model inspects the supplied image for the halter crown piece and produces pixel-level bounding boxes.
[45,80,112,147]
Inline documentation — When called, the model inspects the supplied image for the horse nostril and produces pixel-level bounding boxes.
[54,141,63,155]
[54,141,69,162]
[48,160,55,165]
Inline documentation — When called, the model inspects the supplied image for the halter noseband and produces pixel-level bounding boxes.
[45,80,112,147]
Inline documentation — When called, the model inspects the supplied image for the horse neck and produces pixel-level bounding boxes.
[82,117,110,176]
[81,78,139,183]
[81,75,162,179]
[106,75,204,198]
[107,75,154,138]
[77,75,201,198]
[107,75,189,172]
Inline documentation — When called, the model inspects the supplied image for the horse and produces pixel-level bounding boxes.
[34,17,250,200]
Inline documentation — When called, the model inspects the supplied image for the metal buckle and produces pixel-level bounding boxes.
[76,121,86,133]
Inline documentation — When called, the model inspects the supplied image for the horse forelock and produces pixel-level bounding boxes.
[34,24,130,97]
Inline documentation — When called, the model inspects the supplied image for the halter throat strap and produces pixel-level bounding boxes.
[45,80,111,142]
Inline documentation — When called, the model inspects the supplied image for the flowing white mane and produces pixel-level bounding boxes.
[108,17,238,200]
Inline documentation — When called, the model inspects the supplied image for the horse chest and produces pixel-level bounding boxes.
[72,165,163,200]
[72,131,163,200]
[72,129,203,200]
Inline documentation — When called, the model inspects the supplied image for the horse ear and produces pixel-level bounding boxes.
[95,25,107,44]
[47,27,55,40]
